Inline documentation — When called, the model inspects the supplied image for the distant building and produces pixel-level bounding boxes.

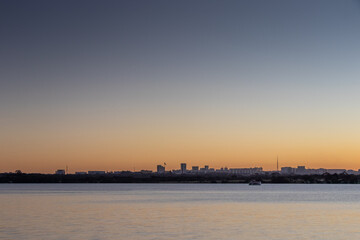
[280,166,331,175]
[200,165,210,172]
[280,166,312,175]
[192,166,199,171]
[281,167,295,175]
[295,166,306,175]
[181,163,187,174]
[75,171,87,175]
[88,171,106,175]
[216,168,230,174]
[157,165,165,173]
[346,170,359,175]
[55,169,65,175]
[230,167,263,175]
[325,169,346,175]
[305,168,321,175]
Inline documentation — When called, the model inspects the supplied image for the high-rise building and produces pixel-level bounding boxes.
[181,163,187,174]
[157,165,165,173]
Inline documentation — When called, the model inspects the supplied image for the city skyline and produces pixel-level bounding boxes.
[2,0,360,173]
[6,160,360,175]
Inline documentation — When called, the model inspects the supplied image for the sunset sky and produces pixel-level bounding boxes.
[1,0,360,173]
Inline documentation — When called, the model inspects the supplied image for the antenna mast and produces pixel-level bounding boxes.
[277,156,279,172]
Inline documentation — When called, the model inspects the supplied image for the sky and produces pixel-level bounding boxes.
[1,0,360,173]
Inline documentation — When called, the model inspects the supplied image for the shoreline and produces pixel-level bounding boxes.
[1,172,359,184]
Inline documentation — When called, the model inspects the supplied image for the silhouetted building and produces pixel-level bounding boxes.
[181,163,187,174]
[280,166,330,175]
[217,167,230,173]
[200,165,210,172]
[88,171,106,175]
[281,167,295,175]
[230,167,262,175]
[325,169,346,174]
[296,166,306,175]
[55,169,65,175]
[347,170,358,175]
[192,166,199,171]
[317,168,327,174]
[157,165,165,173]
[75,171,87,175]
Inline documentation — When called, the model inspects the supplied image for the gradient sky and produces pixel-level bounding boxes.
[1,0,360,173]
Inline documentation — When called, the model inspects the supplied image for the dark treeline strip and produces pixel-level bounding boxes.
[1,173,360,184]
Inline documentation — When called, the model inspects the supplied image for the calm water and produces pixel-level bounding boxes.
[1,184,360,240]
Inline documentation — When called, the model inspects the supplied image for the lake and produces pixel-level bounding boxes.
[1,184,360,239]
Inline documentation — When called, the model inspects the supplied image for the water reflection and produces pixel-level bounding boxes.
[1,184,360,239]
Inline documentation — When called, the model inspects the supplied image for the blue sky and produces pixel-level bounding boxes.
[1,0,360,172]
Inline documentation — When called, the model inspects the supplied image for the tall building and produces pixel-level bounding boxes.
[157,165,165,173]
[181,163,187,174]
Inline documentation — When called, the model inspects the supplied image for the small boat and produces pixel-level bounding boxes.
[249,180,261,185]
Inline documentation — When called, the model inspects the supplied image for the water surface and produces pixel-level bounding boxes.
[1,184,360,239]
